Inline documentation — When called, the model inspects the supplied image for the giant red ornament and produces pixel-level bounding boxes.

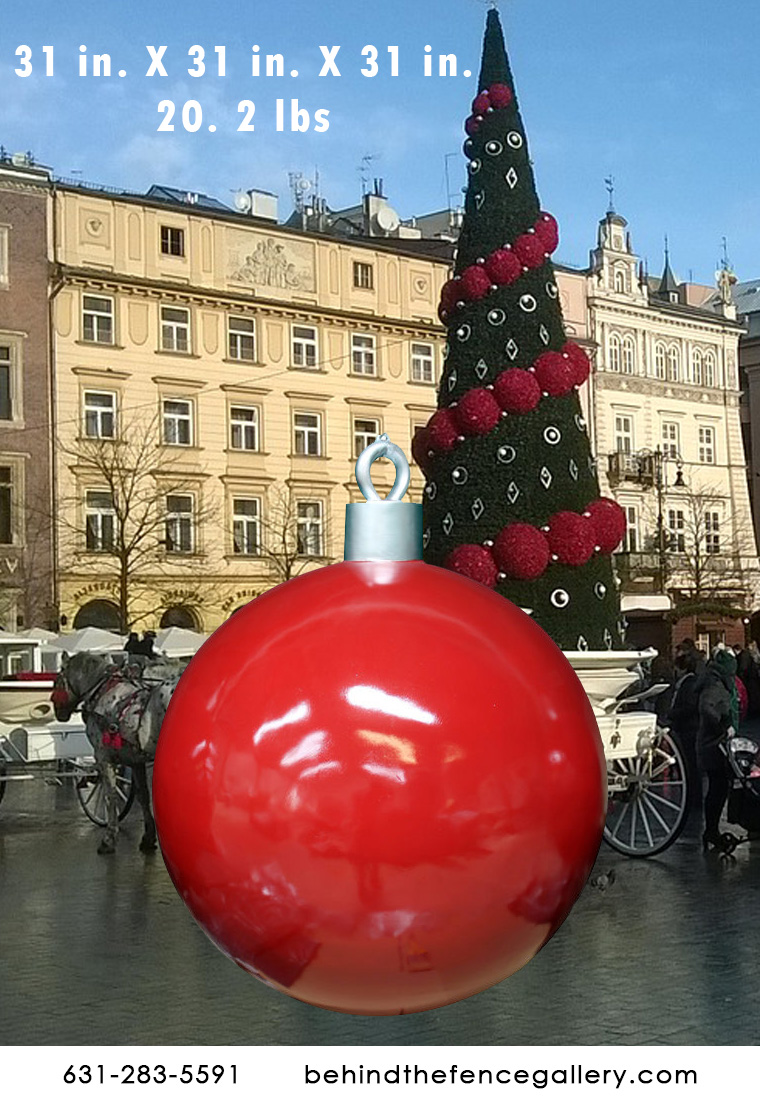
[153,438,606,1016]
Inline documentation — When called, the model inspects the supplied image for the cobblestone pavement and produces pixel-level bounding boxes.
[1,772,758,1048]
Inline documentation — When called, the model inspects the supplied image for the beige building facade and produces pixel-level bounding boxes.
[52,186,447,632]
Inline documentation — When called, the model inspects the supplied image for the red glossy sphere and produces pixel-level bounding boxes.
[153,560,606,1016]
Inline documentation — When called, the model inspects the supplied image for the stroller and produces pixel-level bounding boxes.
[719,737,760,854]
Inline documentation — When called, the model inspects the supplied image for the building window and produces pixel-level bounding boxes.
[698,426,715,464]
[232,497,261,555]
[655,342,667,380]
[85,490,115,552]
[609,333,621,373]
[0,226,8,287]
[165,494,194,552]
[623,506,638,552]
[622,335,636,375]
[293,412,321,456]
[411,342,435,383]
[704,352,716,388]
[160,306,190,352]
[661,421,679,459]
[354,418,380,458]
[292,325,318,368]
[691,350,703,385]
[615,414,634,454]
[297,500,324,556]
[228,316,256,362]
[160,226,185,257]
[0,345,13,421]
[81,294,114,344]
[705,511,720,554]
[667,509,686,553]
[351,334,376,377]
[0,466,12,544]
[614,269,626,294]
[83,390,116,439]
[353,261,374,290]
[667,345,680,381]
[230,405,259,451]
[163,398,193,445]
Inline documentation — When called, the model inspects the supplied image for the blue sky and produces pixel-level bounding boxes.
[1,0,759,283]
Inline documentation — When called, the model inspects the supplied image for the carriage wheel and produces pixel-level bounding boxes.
[75,764,135,826]
[604,730,689,858]
[0,762,6,808]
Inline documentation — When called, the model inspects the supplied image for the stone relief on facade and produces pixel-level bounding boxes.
[228,234,315,292]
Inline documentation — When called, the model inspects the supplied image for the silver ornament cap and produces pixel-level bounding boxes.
[344,434,422,562]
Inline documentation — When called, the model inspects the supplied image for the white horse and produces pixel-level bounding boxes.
[52,652,182,854]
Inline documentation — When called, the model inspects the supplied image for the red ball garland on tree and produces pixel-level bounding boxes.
[411,427,433,473]
[439,278,462,316]
[460,265,493,301]
[488,82,513,108]
[465,115,481,136]
[455,388,502,435]
[513,232,547,269]
[493,368,542,414]
[485,248,522,286]
[533,351,575,397]
[445,543,499,588]
[427,409,460,452]
[585,498,627,554]
[535,213,559,254]
[563,341,591,387]
[472,92,491,115]
[547,512,596,566]
[493,523,551,580]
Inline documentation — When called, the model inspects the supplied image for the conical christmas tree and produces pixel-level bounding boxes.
[415,9,626,652]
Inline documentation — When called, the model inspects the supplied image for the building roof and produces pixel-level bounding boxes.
[146,184,233,212]
[733,279,760,316]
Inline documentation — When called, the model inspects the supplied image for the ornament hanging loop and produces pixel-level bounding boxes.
[345,436,422,562]
[355,434,410,503]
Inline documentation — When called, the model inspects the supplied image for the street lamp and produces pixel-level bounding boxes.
[636,447,687,592]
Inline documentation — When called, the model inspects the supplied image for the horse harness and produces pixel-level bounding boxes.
[83,666,154,753]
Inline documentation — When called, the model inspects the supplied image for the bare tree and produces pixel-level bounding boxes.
[661,484,758,602]
[255,484,334,584]
[57,412,216,630]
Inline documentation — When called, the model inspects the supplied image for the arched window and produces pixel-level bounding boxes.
[704,351,716,387]
[614,269,626,294]
[692,350,703,385]
[622,335,636,374]
[609,332,622,373]
[655,342,667,380]
[667,345,680,381]
[159,605,199,631]
[73,599,122,632]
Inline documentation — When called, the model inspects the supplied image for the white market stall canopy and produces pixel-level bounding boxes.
[620,594,673,614]
[49,627,125,654]
[154,627,209,658]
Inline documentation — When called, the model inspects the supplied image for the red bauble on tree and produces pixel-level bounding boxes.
[535,212,559,253]
[547,511,597,566]
[485,248,522,286]
[455,387,502,435]
[427,408,460,452]
[563,341,591,387]
[533,351,575,397]
[585,498,627,554]
[493,523,551,580]
[153,438,606,1016]
[493,368,542,414]
[445,543,499,587]
[459,264,493,301]
[513,232,547,269]
[488,82,513,108]
[472,91,491,115]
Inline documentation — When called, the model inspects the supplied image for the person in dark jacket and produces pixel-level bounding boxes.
[667,645,704,806]
[695,647,738,851]
[124,632,141,654]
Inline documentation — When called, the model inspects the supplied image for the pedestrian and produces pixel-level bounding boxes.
[696,647,739,852]
[135,630,157,659]
[668,644,704,806]
[124,632,141,654]
[737,640,760,717]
